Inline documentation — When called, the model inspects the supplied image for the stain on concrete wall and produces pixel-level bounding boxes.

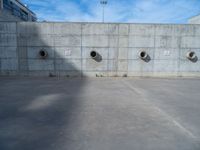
[1,22,200,77]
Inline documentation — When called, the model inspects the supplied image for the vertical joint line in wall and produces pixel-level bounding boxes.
[116,24,119,74]
[0,45,2,74]
[16,22,20,75]
[53,23,56,77]
[127,24,130,75]
[81,23,83,77]
[178,36,181,76]
[26,23,29,76]
[107,24,110,76]
[153,25,156,73]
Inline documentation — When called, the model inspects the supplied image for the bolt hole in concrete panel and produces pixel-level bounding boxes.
[39,49,48,59]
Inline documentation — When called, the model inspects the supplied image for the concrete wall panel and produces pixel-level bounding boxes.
[28,60,54,71]
[108,24,118,35]
[55,59,81,71]
[154,48,179,60]
[181,36,200,48]
[53,23,81,35]
[128,48,155,60]
[0,22,16,34]
[1,58,18,70]
[28,71,55,77]
[54,35,81,47]
[155,25,174,36]
[128,60,154,72]
[18,22,54,34]
[108,60,117,71]
[119,24,129,35]
[118,60,128,72]
[179,60,200,72]
[118,48,128,59]
[82,47,108,59]
[26,35,54,47]
[82,35,108,47]
[153,60,178,72]
[155,36,179,48]
[129,24,155,36]
[109,35,118,47]
[129,35,155,48]
[176,25,196,36]
[18,59,28,71]
[18,47,27,59]
[1,22,200,77]
[0,34,17,46]
[27,47,54,59]
[82,71,108,77]
[82,59,108,71]
[82,24,108,35]
[55,47,81,59]
[119,36,129,48]
[0,47,17,58]
[108,48,118,59]
[179,48,200,60]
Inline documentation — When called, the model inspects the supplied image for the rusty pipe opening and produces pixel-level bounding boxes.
[139,51,148,60]
[186,51,196,60]
[39,49,48,59]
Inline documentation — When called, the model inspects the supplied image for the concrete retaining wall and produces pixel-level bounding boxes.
[1,21,200,77]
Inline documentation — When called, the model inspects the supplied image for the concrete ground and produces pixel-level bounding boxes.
[0,77,200,150]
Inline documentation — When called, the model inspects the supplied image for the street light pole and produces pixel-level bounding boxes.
[100,0,107,23]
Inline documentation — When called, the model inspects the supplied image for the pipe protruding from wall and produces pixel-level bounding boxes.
[39,49,48,59]
[139,51,148,60]
[186,51,196,60]
[90,51,102,62]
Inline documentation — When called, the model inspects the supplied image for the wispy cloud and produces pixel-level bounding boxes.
[22,0,200,23]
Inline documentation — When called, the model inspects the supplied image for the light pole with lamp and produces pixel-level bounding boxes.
[100,0,108,23]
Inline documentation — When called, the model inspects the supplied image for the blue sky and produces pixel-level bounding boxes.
[21,0,200,23]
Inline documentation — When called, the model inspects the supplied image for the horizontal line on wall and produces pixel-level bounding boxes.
[14,33,200,37]
[0,33,17,35]
[22,58,183,61]
[7,46,200,49]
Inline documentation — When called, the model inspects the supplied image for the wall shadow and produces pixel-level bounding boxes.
[0,22,86,150]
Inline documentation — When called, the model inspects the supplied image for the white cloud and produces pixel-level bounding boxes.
[22,0,200,23]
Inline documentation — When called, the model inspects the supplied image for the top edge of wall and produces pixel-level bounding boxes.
[1,21,200,26]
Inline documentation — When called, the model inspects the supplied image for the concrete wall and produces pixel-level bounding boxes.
[1,21,200,77]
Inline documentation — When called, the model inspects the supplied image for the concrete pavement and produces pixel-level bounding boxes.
[0,77,200,150]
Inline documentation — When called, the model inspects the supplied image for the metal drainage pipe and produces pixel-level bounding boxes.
[186,51,196,60]
[139,51,148,60]
[39,49,48,59]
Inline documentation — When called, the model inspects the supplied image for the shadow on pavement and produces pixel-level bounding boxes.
[0,22,86,150]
